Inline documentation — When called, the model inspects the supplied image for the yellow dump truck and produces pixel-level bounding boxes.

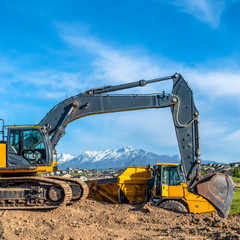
[88,163,216,214]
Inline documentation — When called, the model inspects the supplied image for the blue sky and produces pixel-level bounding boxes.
[0,0,240,163]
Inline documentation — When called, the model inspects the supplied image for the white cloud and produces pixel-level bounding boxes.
[200,120,227,140]
[16,71,86,91]
[157,0,226,28]
[186,71,240,98]
[59,26,240,100]
[223,129,240,142]
[196,121,240,163]
[0,67,90,100]
[56,26,240,162]
[61,39,163,83]
[175,0,224,28]
[2,24,236,103]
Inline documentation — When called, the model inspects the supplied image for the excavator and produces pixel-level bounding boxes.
[0,73,233,217]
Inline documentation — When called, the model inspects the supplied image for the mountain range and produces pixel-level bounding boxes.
[57,146,220,170]
[57,146,180,170]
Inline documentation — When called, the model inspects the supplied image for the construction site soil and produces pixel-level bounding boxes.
[0,199,239,240]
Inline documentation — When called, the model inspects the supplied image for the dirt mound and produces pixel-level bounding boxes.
[0,200,239,240]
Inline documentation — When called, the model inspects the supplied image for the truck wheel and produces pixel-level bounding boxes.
[118,189,129,204]
[145,185,153,203]
[158,200,188,213]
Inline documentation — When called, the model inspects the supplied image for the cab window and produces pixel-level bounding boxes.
[9,130,21,155]
[8,128,48,165]
[162,167,168,184]
[23,129,45,150]
[169,167,180,185]
[22,129,46,164]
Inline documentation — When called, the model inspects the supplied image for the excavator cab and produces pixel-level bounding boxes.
[0,122,88,209]
[7,126,52,167]
[0,125,55,176]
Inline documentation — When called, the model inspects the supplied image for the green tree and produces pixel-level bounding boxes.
[234,167,240,178]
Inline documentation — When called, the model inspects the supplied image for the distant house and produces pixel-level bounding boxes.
[219,165,225,169]
[60,170,67,175]
[67,167,73,174]
[222,166,231,171]
[206,167,215,174]
[230,163,239,168]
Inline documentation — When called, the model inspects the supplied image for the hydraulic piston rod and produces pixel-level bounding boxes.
[82,75,174,95]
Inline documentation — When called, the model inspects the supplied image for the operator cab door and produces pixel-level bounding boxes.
[154,165,184,198]
[7,128,49,167]
[167,166,184,198]
[161,166,169,197]
[154,165,169,197]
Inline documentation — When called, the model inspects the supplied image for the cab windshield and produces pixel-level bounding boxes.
[23,129,44,149]
[8,128,50,166]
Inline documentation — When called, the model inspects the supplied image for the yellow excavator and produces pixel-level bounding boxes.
[0,73,233,216]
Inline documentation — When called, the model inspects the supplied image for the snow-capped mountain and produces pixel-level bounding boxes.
[57,147,180,170]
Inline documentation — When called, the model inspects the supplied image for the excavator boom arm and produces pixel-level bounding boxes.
[39,73,233,217]
[39,74,200,182]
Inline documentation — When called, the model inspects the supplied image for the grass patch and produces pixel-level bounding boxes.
[70,172,87,177]
[229,177,240,215]
[229,190,240,215]
[232,177,240,184]
[71,173,82,177]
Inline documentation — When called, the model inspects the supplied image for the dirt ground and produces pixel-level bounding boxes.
[0,199,239,240]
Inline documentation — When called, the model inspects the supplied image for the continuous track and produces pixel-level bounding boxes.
[47,176,89,202]
[0,177,72,210]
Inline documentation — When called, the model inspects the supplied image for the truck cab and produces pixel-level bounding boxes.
[151,163,216,214]
[153,163,186,198]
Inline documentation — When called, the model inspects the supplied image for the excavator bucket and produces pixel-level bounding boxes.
[196,173,234,218]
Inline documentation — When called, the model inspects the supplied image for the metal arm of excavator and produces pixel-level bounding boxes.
[39,73,201,183]
[39,73,233,217]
